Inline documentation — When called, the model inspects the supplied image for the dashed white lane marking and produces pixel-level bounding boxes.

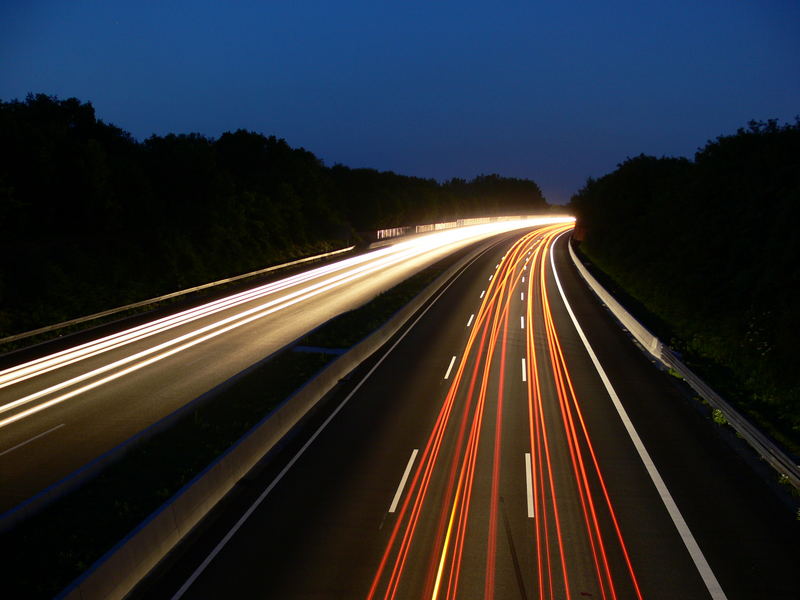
[520,316,525,329]
[169,247,485,600]
[444,355,457,379]
[489,275,493,281]
[525,453,535,518]
[522,276,525,283]
[521,358,527,382]
[520,292,524,301]
[480,290,486,299]
[389,449,419,513]
[466,314,475,327]
[0,423,65,457]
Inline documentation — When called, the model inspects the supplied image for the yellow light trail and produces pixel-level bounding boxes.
[366,220,643,599]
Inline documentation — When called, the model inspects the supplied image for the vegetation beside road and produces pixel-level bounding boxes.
[2,249,461,599]
[570,119,800,454]
[0,93,548,339]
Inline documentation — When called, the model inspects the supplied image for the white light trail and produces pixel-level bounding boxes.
[0,217,575,427]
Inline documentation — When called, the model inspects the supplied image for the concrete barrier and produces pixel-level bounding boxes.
[568,239,800,491]
[58,239,495,600]
[0,349,292,533]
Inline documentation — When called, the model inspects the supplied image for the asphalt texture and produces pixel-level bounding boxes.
[0,225,536,512]
[130,228,799,599]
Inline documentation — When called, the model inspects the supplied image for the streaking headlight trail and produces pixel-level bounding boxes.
[0,217,573,430]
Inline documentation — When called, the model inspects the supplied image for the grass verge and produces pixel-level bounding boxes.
[3,251,458,599]
[573,240,800,458]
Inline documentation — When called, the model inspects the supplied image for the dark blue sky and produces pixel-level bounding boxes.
[2,1,798,204]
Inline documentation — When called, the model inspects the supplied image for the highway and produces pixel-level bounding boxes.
[0,218,569,513]
[132,224,799,599]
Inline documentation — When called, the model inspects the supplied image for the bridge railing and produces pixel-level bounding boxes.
[373,215,532,243]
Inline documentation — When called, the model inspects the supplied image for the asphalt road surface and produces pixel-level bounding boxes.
[0,218,568,513]
[132,225,799,599]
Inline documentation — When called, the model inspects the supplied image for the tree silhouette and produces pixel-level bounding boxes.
[0,94,550,338]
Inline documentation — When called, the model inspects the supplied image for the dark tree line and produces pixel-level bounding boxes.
[0,94,548,337]
[570,119,800,449]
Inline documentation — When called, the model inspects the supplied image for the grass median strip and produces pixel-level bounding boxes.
[3,253,457,599]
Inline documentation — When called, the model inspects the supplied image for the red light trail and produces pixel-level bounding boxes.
[367,223,642,599]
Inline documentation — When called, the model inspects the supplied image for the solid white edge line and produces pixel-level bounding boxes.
[466,314,475,328]
[389,449,419,513]
[0,423,65,457]
[521,358,527,382]
[170,238,501,600]
[550,232,727,600]
[444,355,457,380]
[525,452,535,518]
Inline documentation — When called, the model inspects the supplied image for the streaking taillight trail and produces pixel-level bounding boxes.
[366,222,643,599]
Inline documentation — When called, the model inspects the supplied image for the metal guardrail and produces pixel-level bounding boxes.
[0,246,356,346]
[54,237,498,600]
[568,239,800,490]
[567,242,663,360]
[5,216,557,345]
[376,215,531,242]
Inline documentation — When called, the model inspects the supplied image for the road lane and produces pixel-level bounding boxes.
[0,219,569,512]
[130,224,799,600]
[133,227,528,599]
[548,235,800,599]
